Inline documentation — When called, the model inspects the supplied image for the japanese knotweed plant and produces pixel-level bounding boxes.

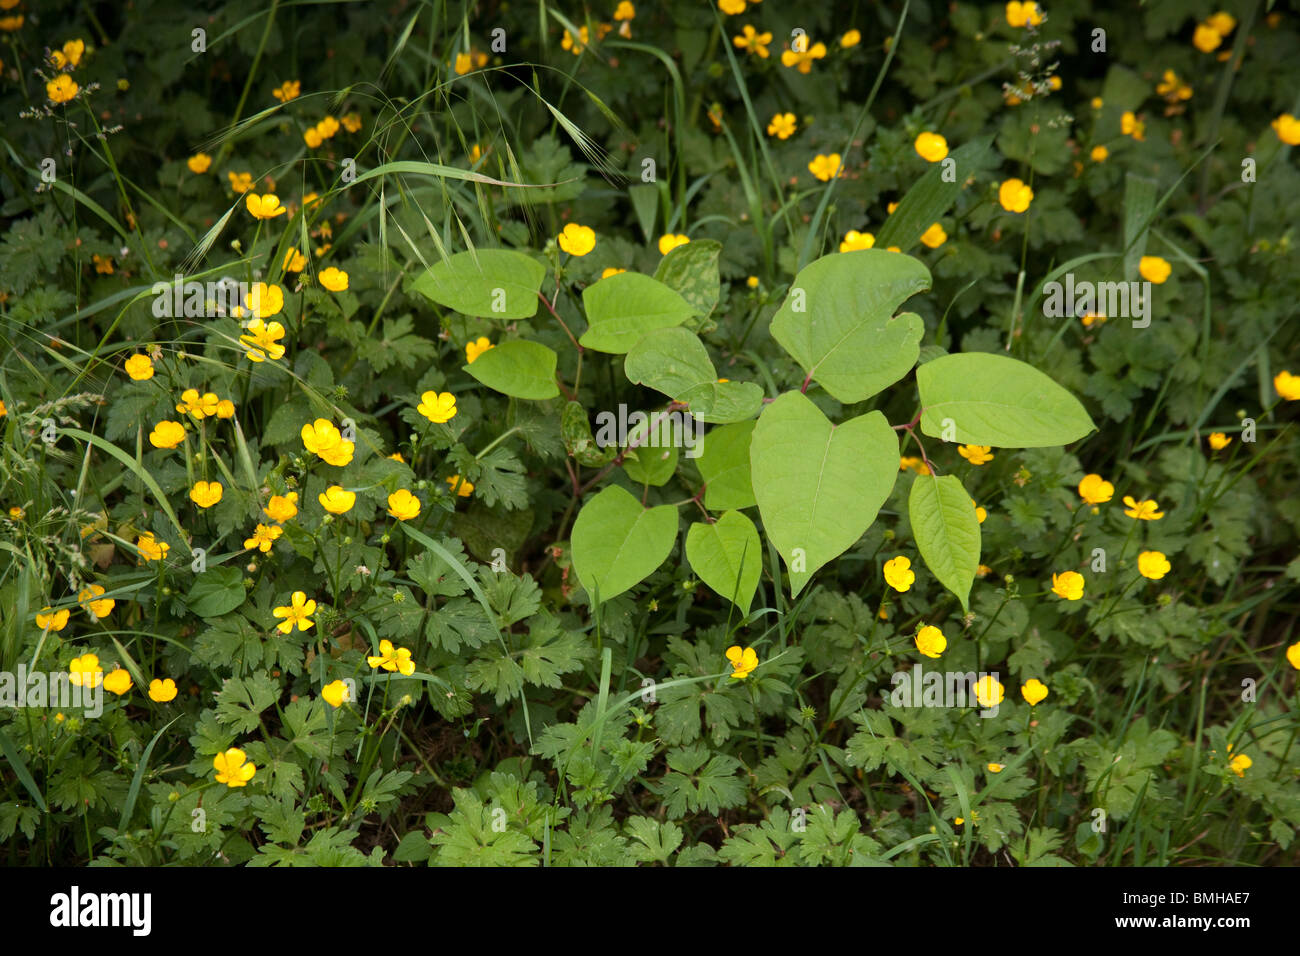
[414,242,1096,614]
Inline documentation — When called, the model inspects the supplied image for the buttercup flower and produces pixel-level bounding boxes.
[264,492,299,523]
[1207,11,1236,35]
[998,178,1034,213]
[300,419,354,467]
[273,591,316,633]
[241,282,285,318]
[1077,473,1114,505]
[417,391,457,424]
[69,653,103,688]
[883,555,915,592]
[1286,642,1300,671]
[36,607,70,631]
[137,534,169,562]
[1156,69,1192,102]
[1005,1,1043,28]
[1274,371,1300,401]
[974,502,987,524]
[342,112,363,133]
[318,485,356,515]
[558,223,596,256]
[915,625,947,659]
[1139,256,1171,284]
[781,40,826,73]
[899,456,931,476]
[304,127,323,148]
[244,523,282,553]
[125,354,155,380]
[368,639,416,675]
[1121,111,1146,141]
[78,584,114,619]
[841,29,861,48]
[718,0,746,13]
[1081,312,1106,328]
[47,75,79,104]
[228,171,254,194]
[615,2,636,21]
[914,132,948,163]
[1123,495,1165,520]
[920,223,947,248]
[808,153,842,182]
[189,481,223,508]
[1272,114,1300,146]
[974,676,1005,708]
[988,763,1004,773]
[103,669,132,696]
[1208,432,1231,450]
[1137,550,1171,580]
[239,318,286,362]
[958,444,993,465]
[283,247,307,272]
[213,748,257,787]
[767,112,797,139]
[176,389,219,419]
[601,267,626,279]
[840,230,875,252]
[1193,23,1223,53]
[466,337,494,364]
[272,79,301,102]
[733,25,772,58]
[658,233,690,255]
[148,678,178,702]
[1022,678,1049,705]
[49,39,86,69]
[1051,571,1085,600]
[316,116,340,139]
[726,645,759,679]
[387,489,421,521]
[245,193,286,220]
[322,679,351,708]
[319,267,349,292]
[1229,753,1251,777]
[446,475,474,498]
[1091,145,1109,162]
[216,399,235,420]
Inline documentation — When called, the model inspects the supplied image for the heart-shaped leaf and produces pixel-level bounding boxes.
[698,421,756,510]
[908,473,981,613]
[409,249,545,319]
[624,327,716,399]
[654,238,722,319]
[463,340,559,400]
[580,272,694,353]
[678,380,764,424]
[571,485,677,605]
[686,510,762,612]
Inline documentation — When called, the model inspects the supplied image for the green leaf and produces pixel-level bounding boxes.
[685,510,762,612]
[571,485,677,605]
[408,249,545,319]
[698,421,756,510]
[186,567,246,618]
[770,250,929,403]
[622,413,679,487]
[579,272,694,353]
[908,473,981,613]
[916,353,1096,447]
[628,183,659,244]
[678,380,764,424]
[463,340,560,400]
[875,136,995,251]
[653,238,722,319]
[624,327,716,400]
[562,401,615,467]
[750,392,898,597]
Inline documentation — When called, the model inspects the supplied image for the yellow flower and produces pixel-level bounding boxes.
[746,276,759,288]
[388,489,421,521]
[228,171,254,194]
[417,391,457,424]
[245,193,287,220]
[601,267,627,279]
[914,132,948,163]
[446,475,474,498]
[840,230,875,252]
[300,419,354,467]
[78,584,114,619]
[899,455,931,476]
[658,233,691,255]
[388,452,405,463]
[780,40,827,73]
[726,645,759,679]
[1286,642,1300,671]
[958,444,993,465]
[1021,678,1049,705]
[1229,753,1251,777]
[1077,473,1114,504]
[262,492,299,524]
[47,74,79,104]
[175,389,216,419]
[988,763,1004,773]
[273,591,317,633]
[124,353,155,381]
[1139,256,1170,284]
[148,678,178,702]
[1272,114,1300,146]
[244,523,282,553]
[998,178,1034,213]
[0,14,23,31]
[561,26,591,55]
[240,282,285,319]
[319,267,349,292]
[1051,570,1085,601]
[272,79,301,102]
[213,748,257,787]
[920,222,947,248]
[718,0,746,14]
[915,625,946,659]
[216,399,235,420]
[341,112,362,134]
[1090,145,1109,162]
[321,679,351,708]
[92,254,114,275]
[50,39,85,68]
[283,247,307,272]
[974,502,987,524]
[137,534,169,563]
[1208,432,1231,451]
[1193,23,1222,53]
[1005,1,1044,28]
[1207,12,1236,35]
[614,1,636,21]
[454,52,474,74]
[558,223,597,256]
[974,676,1005,708]
[808,153,842,182]
[841,29,861,48]
[239,318,287,363]
[190,481,223,509]
[1137,550,1171,580]
[976,564,993,578]
[103,668,132,696]
[316,116,340,139]
[1274,370,1300,401]
[69,653,103,688]
[368,639,416,675]
[766,112,797,139]
[304,127,324,148]
[36,607,70,631]
[187,153,212,174]
[1122,495,1164,520]
[466,336,494,364]
[9,506,23,520]
[1081,312,1106,328]
[318,485,356,515]
[733,25,772,58]
[883,556,915,593]
[1155,69,1192,102]
[1121,111,1146,141]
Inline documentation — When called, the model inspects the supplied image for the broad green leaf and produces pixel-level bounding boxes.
[916,352,1095,447]
[908,473,981,613]
[562,401,615,467]
[622,413,679,486]
[186,567,246,617]
[698,421,756,511]
[678,380,764,424]
[624,327,715,399]
[685,511,761,612]
[408,249,545,319]
[654,239,722,319]
[463,340,560,400]
[875,136,996,251]
[580,272,694,353]
[750,392,898,597]
[571,485,677,605]
[770,250,929,404]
